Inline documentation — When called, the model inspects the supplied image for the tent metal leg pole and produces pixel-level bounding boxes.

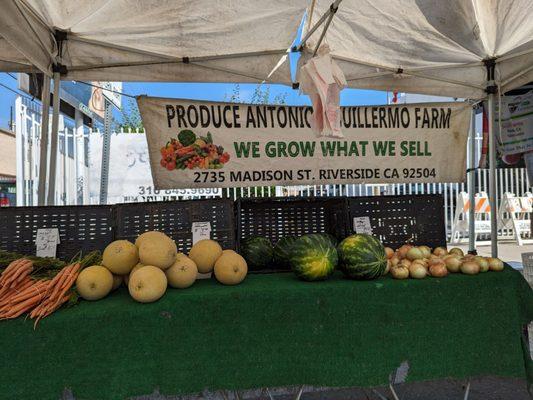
[468,107,476,253]
[46,72,61,206]
[488,94,498,258]
[99,99,112,205]
[37,75,51,206]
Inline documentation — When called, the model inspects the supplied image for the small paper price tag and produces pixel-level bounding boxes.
[192,222,212,279]
[192,222,211,244]
[353,216,373,235]
[36,228,60,257]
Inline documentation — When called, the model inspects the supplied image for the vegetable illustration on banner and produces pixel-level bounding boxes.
[160,130,230,171]
[137,96,471,189]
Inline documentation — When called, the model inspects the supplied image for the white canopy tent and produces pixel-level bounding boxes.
[300,0,533,98]
[0,0,306,83]
[0,0,532,256]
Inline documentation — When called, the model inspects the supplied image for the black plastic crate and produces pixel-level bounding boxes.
[236,197,348,272]
[0,205,114,260]
[114,199,235,253]
[347,194,446,249]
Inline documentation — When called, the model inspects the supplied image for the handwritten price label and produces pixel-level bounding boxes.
[192,222,211,244]
[353,217,373,235]
[192,222,212,279]
[36,228,60,257]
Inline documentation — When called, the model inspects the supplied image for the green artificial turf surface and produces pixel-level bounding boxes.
[1,266,532,400]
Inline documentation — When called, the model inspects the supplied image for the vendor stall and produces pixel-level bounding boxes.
[0,195,531,399]
[0,1,532,399]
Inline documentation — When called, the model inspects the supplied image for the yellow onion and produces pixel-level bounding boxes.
[474,256,489,273]
[409,263,427,279]
[487,257,504,272]
[418,245,432,258]
[443,255,461,273]
[397,244,413,259]
[449,247,464,257]
[461,261,480,275]
[429,261,448,278]
[433,247,448,257]
[411,258,428,268]
[406,247,424,261]
[399,259,412,268]
[429,254,441,261]
[428,257,444,267]
[390,256,400,268]
[385,247,395,259]
[391,266,409,280]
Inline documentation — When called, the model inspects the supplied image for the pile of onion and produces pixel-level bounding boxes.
[387,243,505,280]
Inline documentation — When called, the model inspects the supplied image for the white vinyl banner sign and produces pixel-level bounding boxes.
[137,97,471,189]
[496,90,533,155]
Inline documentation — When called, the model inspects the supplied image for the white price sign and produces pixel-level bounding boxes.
[353,216,373,235]
[35,228,60,257]
[192,222,212,279]
[192,222,211,244]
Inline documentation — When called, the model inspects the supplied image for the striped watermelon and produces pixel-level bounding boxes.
[337,234,386,280]
[240,236,273,270]
[290,234,338,281]
[319,233,338,247]
[273,236,298,268]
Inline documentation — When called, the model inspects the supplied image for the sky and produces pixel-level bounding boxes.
[0,73,19,130]
[0,73,388,131]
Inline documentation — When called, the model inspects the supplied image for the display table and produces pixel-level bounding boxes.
[1,266,532,400]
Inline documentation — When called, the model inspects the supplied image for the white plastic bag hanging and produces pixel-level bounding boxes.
[299,45,347,138]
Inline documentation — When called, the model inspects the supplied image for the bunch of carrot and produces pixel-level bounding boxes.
[0,259,81,327]
[30,263,80,327]
[0,259,34,303]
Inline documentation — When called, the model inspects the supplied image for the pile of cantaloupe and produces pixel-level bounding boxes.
[75,231,248,304]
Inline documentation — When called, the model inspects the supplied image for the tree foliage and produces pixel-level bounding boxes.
[224,84,287,105]
[115,98,144,131]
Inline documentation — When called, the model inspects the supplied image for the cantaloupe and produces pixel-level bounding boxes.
[76,265,114,301]
[128,265,167,303]
[124,262,145,286]
[135,231,169,248]
[102,240,139,275]
[165,253,198,289]
[139,236,177,270]
[189,239,223,273]
[214,251,248,285]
